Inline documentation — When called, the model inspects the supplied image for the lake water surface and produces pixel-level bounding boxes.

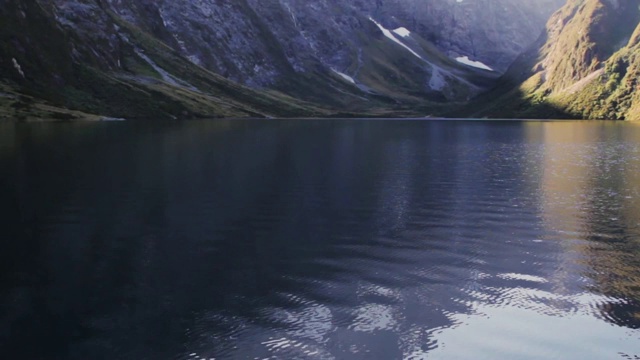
[1,119,640,359]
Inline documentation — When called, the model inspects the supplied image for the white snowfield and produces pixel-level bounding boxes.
[332,69,356,84]
[393,27,411,38]
[369,18,424,61]
[367,18,481,92]
[455,56,494,71]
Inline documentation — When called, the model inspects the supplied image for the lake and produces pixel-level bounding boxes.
[1,119,640,359]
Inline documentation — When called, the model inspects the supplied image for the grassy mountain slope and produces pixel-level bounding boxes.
[101,0,499,113]
[1,0,504,120]
[0,0,328,120]
[465,0,640,120]
[352,20,498,104]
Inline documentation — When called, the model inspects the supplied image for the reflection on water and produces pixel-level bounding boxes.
[1,120,640,359]
[531,122,640,328]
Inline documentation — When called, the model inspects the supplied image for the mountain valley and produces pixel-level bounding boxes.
[3,0,638,120]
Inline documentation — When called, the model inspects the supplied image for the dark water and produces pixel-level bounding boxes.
[1,120,640,359]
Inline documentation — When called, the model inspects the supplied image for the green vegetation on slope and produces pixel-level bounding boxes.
[0,0,329,120]
[463,0,640,121]
[0,0,503,121]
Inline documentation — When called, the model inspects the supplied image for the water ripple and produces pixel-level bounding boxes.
[2,120,640,359]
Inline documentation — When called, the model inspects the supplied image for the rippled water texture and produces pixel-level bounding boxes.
[1,120,640,359]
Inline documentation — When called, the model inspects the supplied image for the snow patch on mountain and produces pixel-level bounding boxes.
[12,58,25,78]
[455,56,494,71]
[369,18,424,61]
[393,27,411,37]
[332,69,356,84]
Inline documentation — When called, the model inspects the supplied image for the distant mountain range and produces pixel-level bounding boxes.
[7,0,638,120]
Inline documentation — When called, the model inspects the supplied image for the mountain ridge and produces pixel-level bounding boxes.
[0,0,571,120]
[471,0,640,121]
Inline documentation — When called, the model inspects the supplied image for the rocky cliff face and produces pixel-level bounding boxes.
[0,0,565,119]
[85,0,503,102]
[0,0,334,120]
[358,0,565,72]
[473,0,640,120]
[92,0,563,87]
